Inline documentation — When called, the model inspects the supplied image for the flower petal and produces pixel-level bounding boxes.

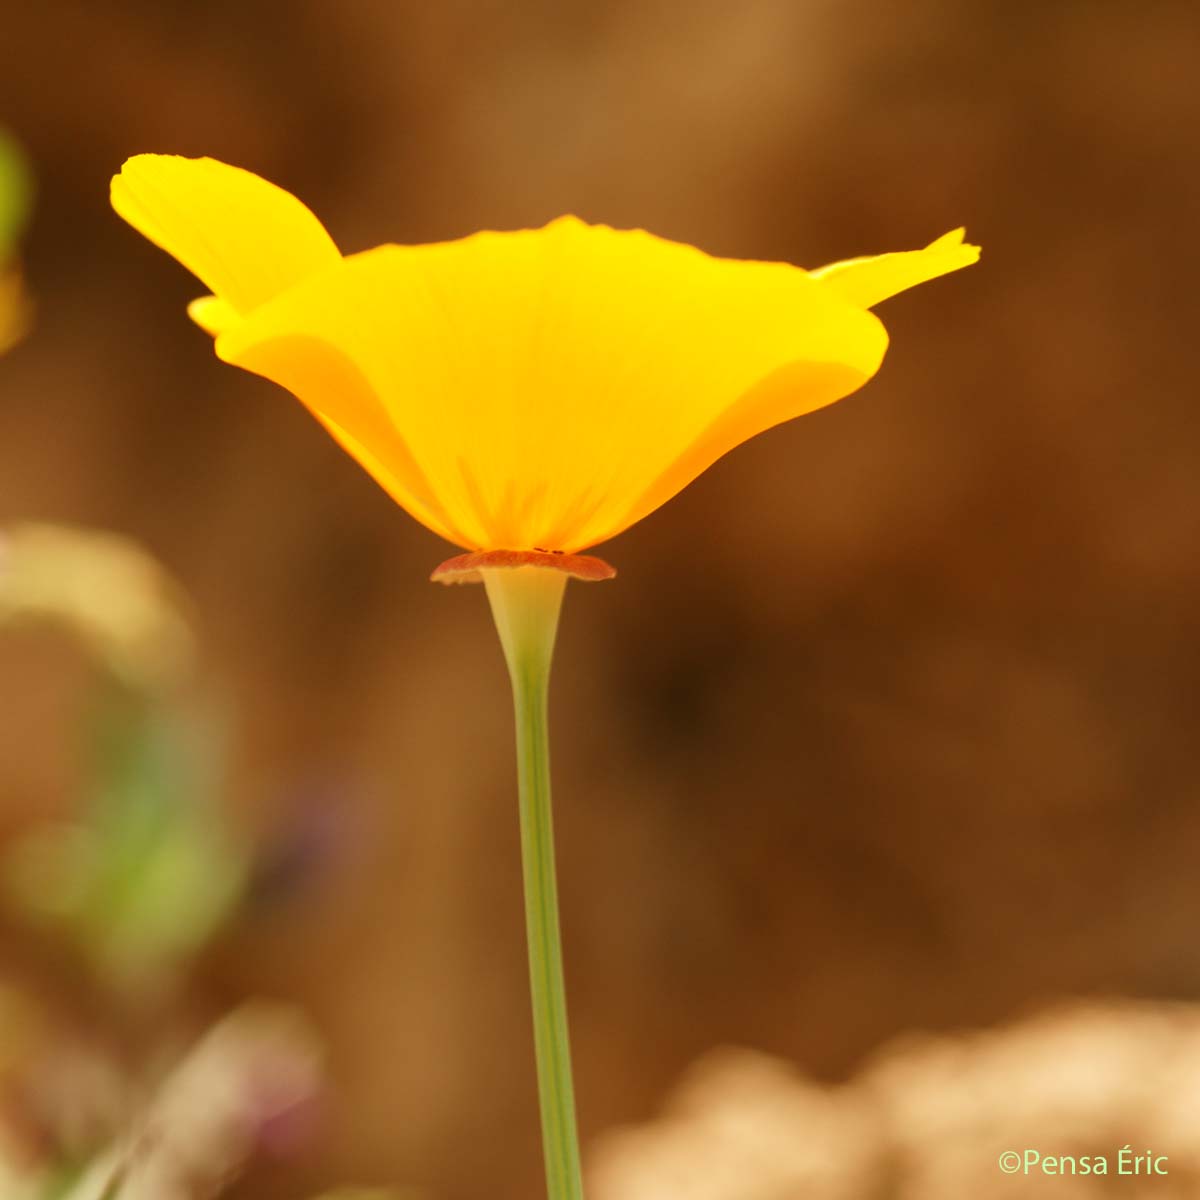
[187,295,238,337]
[110,155,341,316]
[224,327,474,548]
[810,228,980,310]
[215,219,889,552]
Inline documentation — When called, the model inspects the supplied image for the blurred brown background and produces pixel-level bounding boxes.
[2,1,1199,1197]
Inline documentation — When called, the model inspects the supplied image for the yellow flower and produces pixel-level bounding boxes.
[111,155,977,566]
[111,156,979,1200]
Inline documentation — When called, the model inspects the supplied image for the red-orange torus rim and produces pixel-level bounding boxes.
[431,548,617,585]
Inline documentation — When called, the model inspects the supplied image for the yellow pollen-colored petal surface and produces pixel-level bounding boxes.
[111,156,980,555]
[110,155,341,316]
[215,218,891,552]
[187,295,239,336]
[809,228,981,311]
[224,326,473,548]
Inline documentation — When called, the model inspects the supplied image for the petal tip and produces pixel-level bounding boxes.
[110,153,185,209]
[928,226,981,262]
[109,152,341,316]
[186,294,237,337]
[927,226,965,248]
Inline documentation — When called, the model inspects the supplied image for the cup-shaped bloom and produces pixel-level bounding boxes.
[112,155,977,557]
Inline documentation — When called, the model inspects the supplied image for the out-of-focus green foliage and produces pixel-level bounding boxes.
[0,129,32,256]
[0,523,241,994]
[5,685,246,994]
[0,523,399,1198]
[0,129,31,351]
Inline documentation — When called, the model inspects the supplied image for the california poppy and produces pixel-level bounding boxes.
[112,153,978,1200]
[112,155,976,573]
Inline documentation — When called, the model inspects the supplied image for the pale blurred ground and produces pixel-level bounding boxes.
[1,1,1199,1198]
[590,1001,1200,1199]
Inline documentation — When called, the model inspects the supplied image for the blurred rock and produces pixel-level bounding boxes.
[591,1001,1200,1198]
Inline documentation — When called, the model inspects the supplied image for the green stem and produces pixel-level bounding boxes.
[483,566,583,1200]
